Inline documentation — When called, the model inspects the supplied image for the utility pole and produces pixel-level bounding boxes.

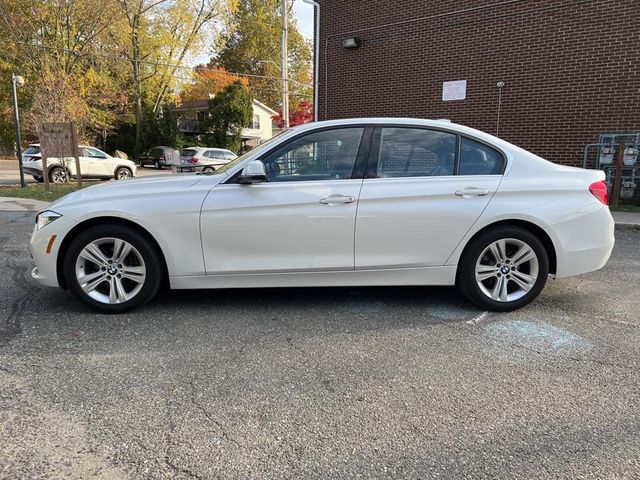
[11,74,26,188]
[280,0,290,128]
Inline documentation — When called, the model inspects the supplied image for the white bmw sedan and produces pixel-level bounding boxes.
[30,118,614,313]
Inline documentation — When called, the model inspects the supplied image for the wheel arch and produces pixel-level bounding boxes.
[56,216,169,289]
[456,219,557,276]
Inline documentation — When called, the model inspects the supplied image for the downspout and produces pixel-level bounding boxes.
[302,0,320,122]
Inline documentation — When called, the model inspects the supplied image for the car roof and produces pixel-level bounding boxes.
[26,143,102,149]
[289,117,518,151]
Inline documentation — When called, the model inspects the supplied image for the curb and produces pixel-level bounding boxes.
[0,197,49,212]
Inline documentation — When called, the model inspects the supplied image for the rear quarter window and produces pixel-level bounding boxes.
[458,138,505,175]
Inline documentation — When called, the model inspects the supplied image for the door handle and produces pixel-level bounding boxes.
[455,188,489,197]
[319,195,356,205]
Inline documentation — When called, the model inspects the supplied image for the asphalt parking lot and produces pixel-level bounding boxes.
[1,209,639,479]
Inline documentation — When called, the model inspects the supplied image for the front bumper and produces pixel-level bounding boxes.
[30,215,78,288]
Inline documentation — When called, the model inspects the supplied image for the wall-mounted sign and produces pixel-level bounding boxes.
[442,80,467,101]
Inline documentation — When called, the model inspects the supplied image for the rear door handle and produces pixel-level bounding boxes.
[319,195,356,205]
[455,188,489,197]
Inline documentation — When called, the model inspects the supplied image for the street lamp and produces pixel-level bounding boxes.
[11,73,26,188]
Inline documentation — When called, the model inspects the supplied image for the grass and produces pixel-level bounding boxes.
[612,203,640,213]
[0,183,89,202]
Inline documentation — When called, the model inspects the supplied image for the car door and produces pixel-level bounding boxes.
[81,147,112,177]
[200,126,372,274]
[355,127,505,269]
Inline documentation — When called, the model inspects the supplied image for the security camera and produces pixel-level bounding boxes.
[496,81,506,88]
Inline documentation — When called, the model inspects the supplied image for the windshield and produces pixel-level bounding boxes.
[213,129,291,175]
[23,145,40,155]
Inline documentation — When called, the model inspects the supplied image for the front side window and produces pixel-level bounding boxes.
[85,147,107,158]
[459,138,505,175]
[376,128,456,178]
[261,128,364,182]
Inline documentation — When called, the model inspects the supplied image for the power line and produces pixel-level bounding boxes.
[5,39,312,88]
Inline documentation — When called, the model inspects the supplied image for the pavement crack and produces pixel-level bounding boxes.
[188,380,243,449]
[506,341,631,370]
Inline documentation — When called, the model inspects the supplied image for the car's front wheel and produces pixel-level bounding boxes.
[458,226,549,312]
[63,224,163,313]
[115,167,132,180]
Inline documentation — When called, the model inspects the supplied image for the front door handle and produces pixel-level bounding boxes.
[455,188,489,197]
[319,195,356,205]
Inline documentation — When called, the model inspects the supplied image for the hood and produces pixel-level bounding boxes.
[48,173,227,214]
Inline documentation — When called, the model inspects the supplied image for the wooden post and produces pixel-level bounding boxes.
[70,122,83,187]
[42,151,50,192]
[610,141,625,209]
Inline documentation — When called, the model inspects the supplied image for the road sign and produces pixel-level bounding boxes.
[38,122,82,189]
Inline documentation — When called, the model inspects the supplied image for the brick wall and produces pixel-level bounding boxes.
[317,0,640,166]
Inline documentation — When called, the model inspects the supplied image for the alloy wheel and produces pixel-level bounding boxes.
[50,168,68,183]
[74,237,146,304]
[117,168,131,180]
[475,238,539,303]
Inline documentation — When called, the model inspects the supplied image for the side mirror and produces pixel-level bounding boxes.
[238,160,266,184]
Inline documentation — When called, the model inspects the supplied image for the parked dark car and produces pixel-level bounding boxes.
[138,146,179,169]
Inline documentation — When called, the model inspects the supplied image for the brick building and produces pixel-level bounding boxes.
[316,0,639,167]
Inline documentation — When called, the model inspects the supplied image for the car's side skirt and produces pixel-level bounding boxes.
[169,266,457,290]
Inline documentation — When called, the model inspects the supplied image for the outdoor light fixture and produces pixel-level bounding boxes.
[343,37,361,49]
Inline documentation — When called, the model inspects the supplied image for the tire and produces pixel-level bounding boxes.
[49,166,68,184]
[202,166,215,175]
[154,160,161,169]
[115,167,132,180]
[457,226,549,312]
[32,175,44,183]
[63,223,164,313]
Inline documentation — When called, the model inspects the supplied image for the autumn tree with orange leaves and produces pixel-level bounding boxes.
[180,68,249,102]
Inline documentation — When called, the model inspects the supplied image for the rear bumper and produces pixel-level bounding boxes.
[554,206,615,278]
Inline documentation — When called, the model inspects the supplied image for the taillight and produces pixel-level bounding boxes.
[159,155,165,161]
[188,157,199,164]
[589,180,609,205]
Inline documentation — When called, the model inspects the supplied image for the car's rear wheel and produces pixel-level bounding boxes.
[458,226,549,312]
[154,160,161,169]
[115,167,132,180]
[32,175,44,183]
[63,224,163,313]
[49,166,68,183]
[202,166,215,175]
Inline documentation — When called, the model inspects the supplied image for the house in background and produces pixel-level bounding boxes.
[172,97,278,149]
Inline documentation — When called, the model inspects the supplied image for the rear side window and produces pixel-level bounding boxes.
[376,128,456,177]
[207,150,224,159]
[459,138,505,175]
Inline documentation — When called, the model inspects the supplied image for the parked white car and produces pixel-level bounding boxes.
[22,144,137,183]
[179,147,237,174]
[30,118,614,313]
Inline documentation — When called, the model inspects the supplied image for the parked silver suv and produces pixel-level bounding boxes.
[179,147,237,174]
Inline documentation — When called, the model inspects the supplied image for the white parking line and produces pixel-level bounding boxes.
[467,311,491,325]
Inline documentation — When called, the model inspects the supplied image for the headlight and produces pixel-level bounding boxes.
[35,210,62,230]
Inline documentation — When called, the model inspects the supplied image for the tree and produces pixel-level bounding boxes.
[180,67,248,102]
[207,80,252,153]
[213,0,312,111]
[112,0,229,154]
[272,99,313,128]
[0,0,126,142]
